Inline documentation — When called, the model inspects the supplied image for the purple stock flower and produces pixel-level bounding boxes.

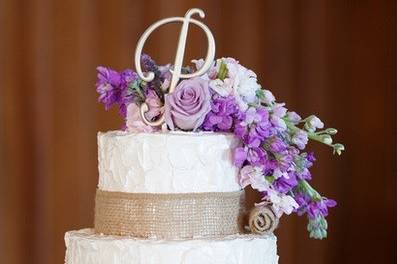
[293,191,336,220]
[273,172,298,193]
[234,147,248,168]
[274,151,294,171]
[234,121,248,139]
[248,147,267,166]
[234,107,272,146]
[263,159,278,173]
[306,152,316,163]
[255,108,273,138]
[96,66,139,117]
[246,130,262,148]
[293,192,311,216]
[120,69,137,89]
[307,198,337,219]
[266,136,287,153]
[96,66,122,110]
[202,95,239,131]
[296,168,312,180]
[233,146,267,168]
[141,53,158,73]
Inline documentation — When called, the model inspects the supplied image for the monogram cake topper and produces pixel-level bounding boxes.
[135,8,216,126]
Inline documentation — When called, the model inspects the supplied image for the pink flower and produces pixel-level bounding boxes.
[239,165,269,192]
[165,78,211,131]
[145,90,164,121]
[258,189,299,217]
[125,104,155,133]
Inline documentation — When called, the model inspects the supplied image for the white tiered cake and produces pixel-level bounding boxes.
[64,131,278,264]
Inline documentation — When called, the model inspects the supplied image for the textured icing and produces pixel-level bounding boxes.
[98,131,241,193]
[65,229,278,264]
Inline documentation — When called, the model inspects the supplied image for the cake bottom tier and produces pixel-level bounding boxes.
[65,229,278,264]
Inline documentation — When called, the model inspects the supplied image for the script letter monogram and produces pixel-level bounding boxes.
[135,8,216,126]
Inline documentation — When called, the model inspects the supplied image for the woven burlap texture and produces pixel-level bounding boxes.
[248,206,279,235]
[95,189,244,239]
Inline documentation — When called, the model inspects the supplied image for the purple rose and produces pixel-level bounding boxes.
[165,78,211,131]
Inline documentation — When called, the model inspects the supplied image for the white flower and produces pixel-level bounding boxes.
[233,67,260,103]
[292,130,309,150]
[270,115,287,131]
[305,115,324,132]
[272,103,287,117]
[126,104,155,133]
[194,57,261,110]
[239,165,269,192]
[209,78,233,97]
[272,168,288,180]
[266,189,299,217]
[286,111,302,123]
[262,89,276,105]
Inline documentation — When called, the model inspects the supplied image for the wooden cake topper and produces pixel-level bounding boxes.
[134,8,216,126]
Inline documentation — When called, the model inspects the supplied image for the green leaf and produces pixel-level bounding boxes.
[265,175,275,184]
[217,61,228,80]
[256,89,266,99]
[129,79,145,102]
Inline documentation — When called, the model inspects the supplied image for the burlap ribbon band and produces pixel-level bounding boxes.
[95,189,244,239]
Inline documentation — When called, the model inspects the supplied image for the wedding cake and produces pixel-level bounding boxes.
[65,8,343,264]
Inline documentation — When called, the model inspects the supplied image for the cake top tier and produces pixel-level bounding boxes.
[98,131,241,193]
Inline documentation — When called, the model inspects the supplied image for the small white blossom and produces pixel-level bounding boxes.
[305,115,324,132]
[233,68,260,103]
[272,103,288,118]
[273,168,288,179]
[239,165,269,192]
[262,89,276,104]
[292,130,309,150]
[270,115,287,131]
[286,111,302,123]
[209,78,233,97]
[266,190,299,217]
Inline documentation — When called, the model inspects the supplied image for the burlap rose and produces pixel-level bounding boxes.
[249,205,279,235]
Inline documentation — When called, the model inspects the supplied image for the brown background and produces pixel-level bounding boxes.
[1,0,396,263]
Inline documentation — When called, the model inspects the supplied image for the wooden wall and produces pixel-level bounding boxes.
[0,0,396,263]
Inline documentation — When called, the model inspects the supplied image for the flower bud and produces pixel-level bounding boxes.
[333,143,345,155]
[325,128,338,135]
[321,135,333,145]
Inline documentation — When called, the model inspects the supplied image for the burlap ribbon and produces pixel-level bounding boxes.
[95,189,244,239]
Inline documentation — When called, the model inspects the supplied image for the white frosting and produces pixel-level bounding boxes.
[65,229,278,264]
[98,131,241,193]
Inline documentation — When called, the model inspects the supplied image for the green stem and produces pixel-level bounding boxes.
[284,119,332,147]
[298,180,322,201]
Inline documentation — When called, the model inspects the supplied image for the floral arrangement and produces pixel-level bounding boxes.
[96,54,344,239]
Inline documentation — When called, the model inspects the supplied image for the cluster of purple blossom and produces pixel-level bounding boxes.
[96,54,344,239]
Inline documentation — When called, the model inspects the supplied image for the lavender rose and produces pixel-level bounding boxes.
[165,78,211,131]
